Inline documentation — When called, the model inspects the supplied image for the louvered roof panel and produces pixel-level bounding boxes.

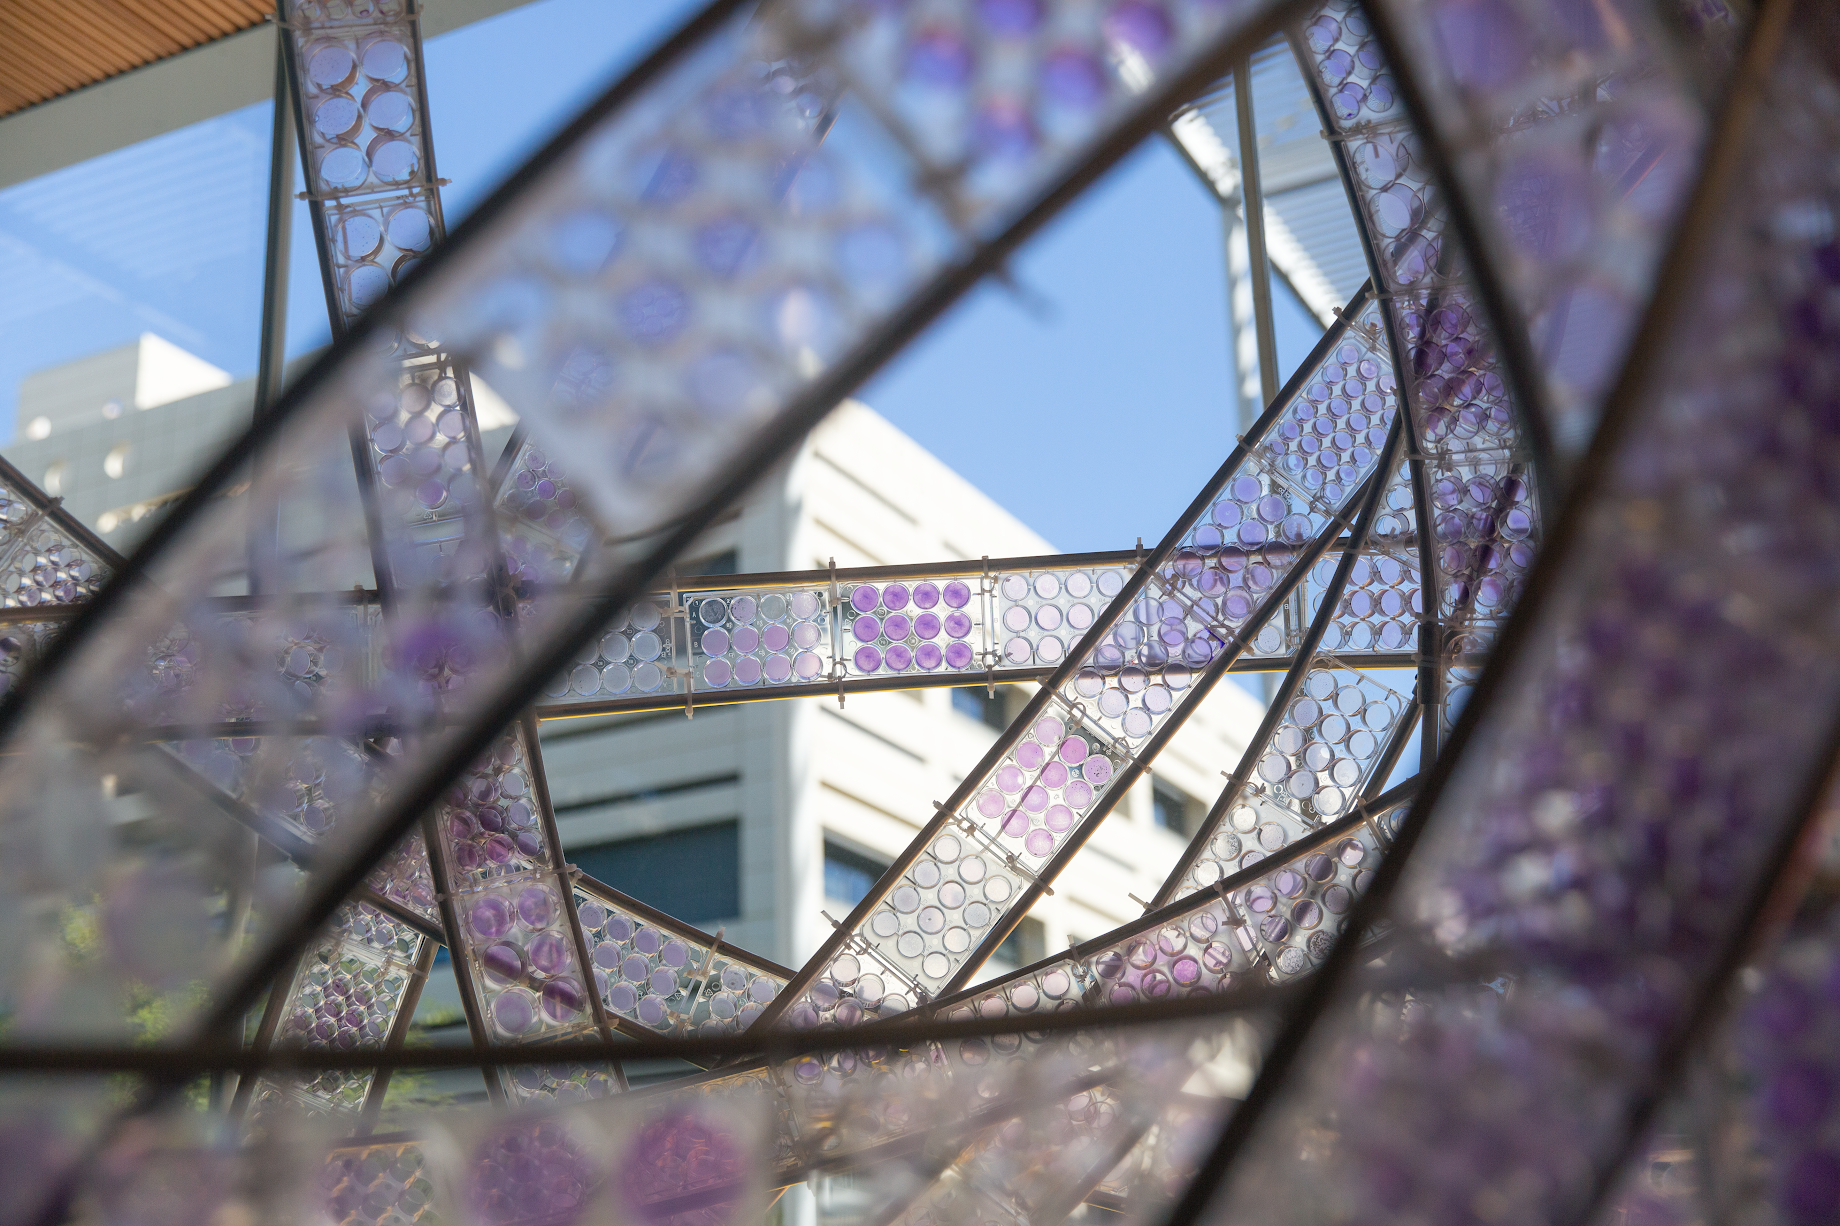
[0,0,272,119]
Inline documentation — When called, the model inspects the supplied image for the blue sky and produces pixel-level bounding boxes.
[0,0,1325,556]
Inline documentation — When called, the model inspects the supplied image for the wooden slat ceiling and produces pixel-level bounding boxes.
[0,0,273,119]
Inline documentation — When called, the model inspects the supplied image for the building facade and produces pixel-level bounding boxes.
[4,346,1262,1042]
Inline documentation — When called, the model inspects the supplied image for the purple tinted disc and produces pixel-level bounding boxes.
[883,583,910,611]
[884,612,912,640]
[915,642,943,670]
[944,610,972,639]
[885,643,913,671]
[913,581,940,609]
[795,650,822,679]
[942,580,972,608]
[1024,829,1054,857]
[854,645,883,672]
[853,614,882,642]
[944,641,974,669]
[703,658,732,687]
[734,657,762,685]
[851,584,880,613]
[914,612,941,639]
[764,654,792,683]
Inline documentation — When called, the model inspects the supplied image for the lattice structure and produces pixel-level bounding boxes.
[0,5,1832,1226]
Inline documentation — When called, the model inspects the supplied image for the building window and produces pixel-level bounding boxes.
[952,686,1009,731]
[679,549,738,576]
[994,917,1047,970]
[1152,781,1193,836]
[571,820,739,925]
[824,840,887,907]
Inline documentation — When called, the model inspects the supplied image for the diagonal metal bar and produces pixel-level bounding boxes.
[1153,2,1809,1224]
[1282,19,1445,771]
[1233,53,1280,411]
[942,457,1389,996]
[176,0,1310,1048]
[1154,420,1408,905]
[754,279,1383,1028]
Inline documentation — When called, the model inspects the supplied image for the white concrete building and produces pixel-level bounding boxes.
[5,344,1263,1037]
[536,400,1263,982]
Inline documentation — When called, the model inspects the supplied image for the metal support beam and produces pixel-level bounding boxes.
[1233,54,1280,411]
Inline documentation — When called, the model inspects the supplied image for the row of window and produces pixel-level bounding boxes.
[556,820,1053,971]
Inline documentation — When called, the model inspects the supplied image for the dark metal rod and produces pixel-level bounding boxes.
[225,945,304,1122]
[755,274,1372,1027]
[571,873,797,980]
[944,463,1384,995]
[1152,4,1800,1224]
[418,807,505,1103]
[84,650,1424,742]
[920,775,1418,1020]
[1354,4,1560,511]
[0,451,126,572]
[1233,53,1280,409]
[0,970,1300,1077]
[1153,410,1405,906]
[31,0,1303,1050]
[357,932,439,1132]
[521,712,624,1077]
[1283,18,1446,773]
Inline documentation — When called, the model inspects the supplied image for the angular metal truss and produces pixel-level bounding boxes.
[2,2,1838,1226]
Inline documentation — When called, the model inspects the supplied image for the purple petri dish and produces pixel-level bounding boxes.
[914,611,941,639]
[944,641,974,670]
[853,614,882,642]
[942,580,972,608]
[944,610,972,639]
[853,645,883,672]
[883,583,910,611]
[915,642,943,670]
[913,582,941,609]
[884,612,912,640]
[851,585,880,613]
[885,643,913,671]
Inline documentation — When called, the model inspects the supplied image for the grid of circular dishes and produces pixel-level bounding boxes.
[460,873,592,1040]
[435,735,549,887]
[1216,785,1324,877]
[502,1061,623,1106]
[261,904,420,1117]
[293,8,425,199]
[173,734,371,848]
[575,891,786,1036]
[545,597,683,698]
[365,835,439,922]
[1235,821,1385,978]
[693,589,831,687]
[1267,351,1396,516]
[1248,668,1407,820]
[786,714,1120,1025]
[840,578,982,676]
[1312,545,1424,652]
[319,1140,436,1226]
[362,365,482,521]
[0,525,105,608]
[776,415,1400,1023]
[496,443,594,588]
[987,568,1130,668]
[328,190,437,315]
